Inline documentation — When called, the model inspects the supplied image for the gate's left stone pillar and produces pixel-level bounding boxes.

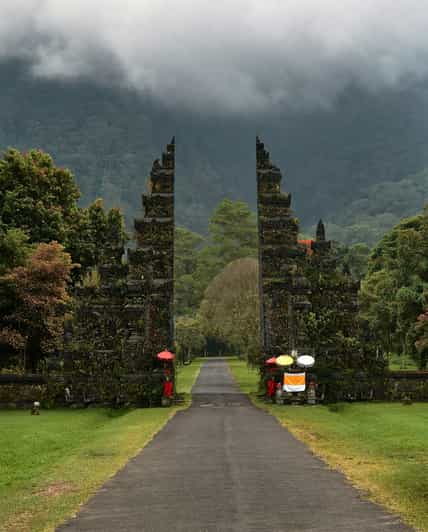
[129,138,175,369]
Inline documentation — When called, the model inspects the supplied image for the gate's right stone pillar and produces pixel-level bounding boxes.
[256,137,310,358]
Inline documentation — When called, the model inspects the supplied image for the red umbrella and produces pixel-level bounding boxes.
[157,350,175,361]
[265,357,277,365]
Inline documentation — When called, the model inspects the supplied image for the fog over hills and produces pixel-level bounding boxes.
[1,2,428,239]
[3,1,428,113]
[2,2,428,243]
[1,60,428,244]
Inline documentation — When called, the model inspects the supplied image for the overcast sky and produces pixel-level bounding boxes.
[1,1,428,113]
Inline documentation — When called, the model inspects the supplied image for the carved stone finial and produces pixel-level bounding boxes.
[256,136,273,170]
[316,219,326,242]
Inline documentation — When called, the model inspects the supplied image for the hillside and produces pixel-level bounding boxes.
[326,168,428,246]
[1,61,428,241]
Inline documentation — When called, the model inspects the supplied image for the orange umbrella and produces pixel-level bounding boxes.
[157,350,175,361]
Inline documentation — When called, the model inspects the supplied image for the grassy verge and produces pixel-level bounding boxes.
[228,358,428,532]
[0,359,202,532]
[175,358,204,394]
[388,353,419,371]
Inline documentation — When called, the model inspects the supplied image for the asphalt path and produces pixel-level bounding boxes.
[58,358,411,532]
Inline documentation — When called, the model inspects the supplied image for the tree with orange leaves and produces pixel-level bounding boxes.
[0,241,74,372]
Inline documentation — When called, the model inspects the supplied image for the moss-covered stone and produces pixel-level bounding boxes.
[65,139,176,405]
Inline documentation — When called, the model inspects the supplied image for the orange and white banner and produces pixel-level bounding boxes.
[283,372,306,392]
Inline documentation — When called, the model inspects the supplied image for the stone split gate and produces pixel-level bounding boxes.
[2,137,427,406]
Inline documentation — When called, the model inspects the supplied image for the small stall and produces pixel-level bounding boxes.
[264,352,316,405]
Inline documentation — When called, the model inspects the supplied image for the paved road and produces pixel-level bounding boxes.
[58,359,411,532]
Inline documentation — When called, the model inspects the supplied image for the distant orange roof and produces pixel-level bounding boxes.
[299,239,314,256]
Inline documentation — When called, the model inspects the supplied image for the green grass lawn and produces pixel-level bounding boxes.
[0,359,202,532]
[228,358,428,532]
[388,353,419,371]
[175,359,203,394]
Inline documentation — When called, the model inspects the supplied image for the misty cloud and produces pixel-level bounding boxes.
[1,0,428,113]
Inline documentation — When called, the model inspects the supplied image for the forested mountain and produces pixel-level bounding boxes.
[326,169,428,246]
[1,60,428,242]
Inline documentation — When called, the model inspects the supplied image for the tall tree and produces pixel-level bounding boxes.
[200,258,260,363]
[0,148,80,244]
[0,148,127,279]
[175,227,204,315]
[174,199,259,318]
[175,315,206,362]
[0,227,32,275]
[343,243,371,281]
[360,208,428,368]
[208,198,257,264]
[415,308,428,370]
[194,199,258,309]
[0,242,73,372]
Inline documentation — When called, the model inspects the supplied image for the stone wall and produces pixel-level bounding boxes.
[386,371,428,401]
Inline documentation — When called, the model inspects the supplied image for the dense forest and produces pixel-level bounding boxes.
[1,61,428,244]
[0,149,127,371]
[175,202,428,369]
[327,168,428,247]
[0,147,427,371]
